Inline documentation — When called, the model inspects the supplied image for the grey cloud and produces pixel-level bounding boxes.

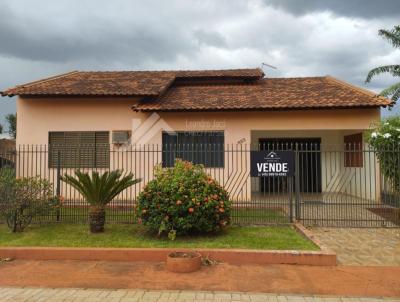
[0,2,196,64]
[266,0,400,18]
[194,29,227,47]
[0,0,400,123]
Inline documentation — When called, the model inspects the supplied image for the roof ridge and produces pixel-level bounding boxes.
[262,76,326,80]
[78,68,262,73]
[17,70,81,88]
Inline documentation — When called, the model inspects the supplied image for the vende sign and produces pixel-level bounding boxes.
[250,151,294,177]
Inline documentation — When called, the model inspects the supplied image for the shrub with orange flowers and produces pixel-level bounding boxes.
[137,159,230,239]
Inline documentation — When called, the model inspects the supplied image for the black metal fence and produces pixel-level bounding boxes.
[0,143,399,227]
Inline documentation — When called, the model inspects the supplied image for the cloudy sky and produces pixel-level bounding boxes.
[0,0,399,130]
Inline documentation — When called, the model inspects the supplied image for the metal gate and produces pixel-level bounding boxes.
[252,143,400,228]
[294,146,399,228]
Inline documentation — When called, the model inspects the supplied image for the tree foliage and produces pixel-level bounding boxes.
[366,25,400,105]
[366,116,400,191]
[0,168,59,232]
[5,113,16,139]
[62,170,141,207]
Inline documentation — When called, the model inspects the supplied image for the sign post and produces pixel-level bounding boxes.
[251,150,295,222]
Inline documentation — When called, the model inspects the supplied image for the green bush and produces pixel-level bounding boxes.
[62,170,140,233]
[137,160,230,239]
[366,116,400,191]
[0,169,59,232]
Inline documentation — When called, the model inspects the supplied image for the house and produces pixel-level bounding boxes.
[0,137,15,168]
[0,68,392,205]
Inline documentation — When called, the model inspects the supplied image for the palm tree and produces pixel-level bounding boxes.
[62,170,141,233]
[366,25,400,105]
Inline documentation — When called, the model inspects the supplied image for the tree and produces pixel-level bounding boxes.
[0,123,2,134]
[366,25,400,105]
[5,113,16,139]
[62,170,141,233]
[366,117,400,212]
[0,169,59,232]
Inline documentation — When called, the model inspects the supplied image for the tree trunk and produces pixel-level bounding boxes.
[89,206,106,233]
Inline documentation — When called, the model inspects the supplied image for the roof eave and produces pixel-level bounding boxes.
[0,92,14,97]
[132,104,385,113]
[3,93,160,98]
[1,70,81,98]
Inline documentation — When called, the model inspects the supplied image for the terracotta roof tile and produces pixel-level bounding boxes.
[175,68,264,78]
[133,76,392,111]
[1,71,176,97]
[1,69,391,110]
[1,69,263,97]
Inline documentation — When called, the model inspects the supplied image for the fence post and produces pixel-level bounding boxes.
[294,144,301,221]
[56,150,61,222]
[289,176,294,223]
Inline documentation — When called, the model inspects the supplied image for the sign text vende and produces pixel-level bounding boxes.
[251,150,294,177]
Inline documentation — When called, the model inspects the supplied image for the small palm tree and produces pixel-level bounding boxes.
[366,25,400,105]
[62,170,141,233]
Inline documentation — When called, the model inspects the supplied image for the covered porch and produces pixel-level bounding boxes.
[249,129,380,202]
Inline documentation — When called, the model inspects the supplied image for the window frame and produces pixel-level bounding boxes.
[344,132,363,168]
[48,131,110,169]
[162,131,225,168]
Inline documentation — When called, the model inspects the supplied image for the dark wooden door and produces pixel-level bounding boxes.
[258,138,322,193]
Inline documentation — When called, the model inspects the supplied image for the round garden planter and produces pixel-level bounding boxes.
[166,251,202,273]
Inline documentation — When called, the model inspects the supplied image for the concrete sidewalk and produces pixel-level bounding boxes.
[1,287,399,302]
[1,260,400,298]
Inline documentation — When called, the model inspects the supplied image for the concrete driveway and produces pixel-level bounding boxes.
[309,227,400,266]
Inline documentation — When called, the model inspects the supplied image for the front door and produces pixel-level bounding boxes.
[258,138,322,193]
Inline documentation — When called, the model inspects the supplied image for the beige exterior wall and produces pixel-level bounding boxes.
[17,97,144,145]
[16,96,381,202]
[17,96,380,145]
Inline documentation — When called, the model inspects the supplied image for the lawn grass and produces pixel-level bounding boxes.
[0,223,317,250]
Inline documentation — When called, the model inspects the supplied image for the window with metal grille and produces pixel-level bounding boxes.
[49,131,110,168]
[162,131,224,168]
